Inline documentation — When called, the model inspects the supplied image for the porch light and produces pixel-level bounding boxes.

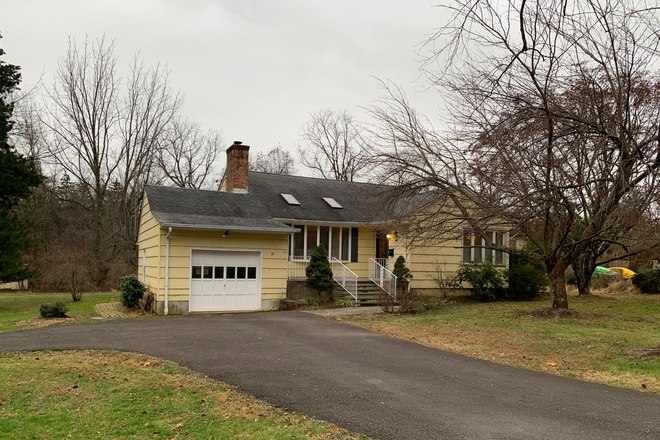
[386,234,392,239]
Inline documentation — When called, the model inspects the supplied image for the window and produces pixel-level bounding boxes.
[247,267,257,279]
[292,224,304,257]
[306,225,318,256]
[322,197,343,208]
[214,266,224,279]
[192,266,202,279]
[461,230,507,266]
[226,267,236,279]
[237,266,247,279]
[203,267,213,279]
[281,193,301,205]
[289,225,353,262]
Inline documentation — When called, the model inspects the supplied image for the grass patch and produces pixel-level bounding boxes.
[0,350,369,440]
[0,291,120,333]
[343,291,660,393]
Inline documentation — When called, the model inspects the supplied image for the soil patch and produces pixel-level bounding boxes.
[15,316,79,328]
[627,346,660,360]
[519,308,599,319]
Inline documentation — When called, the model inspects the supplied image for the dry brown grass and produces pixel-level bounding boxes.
[343,291,660,393]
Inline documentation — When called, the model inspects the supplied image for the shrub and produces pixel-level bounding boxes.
[305,297,320,310]
[305,245,334,300]
[335,299,354,308]
[120,275,146,308]
[40,302,68,319]
[504,255,548,300]
[565,271,577,285]
[392,256,413,292]
[457,261,506,302]
[632,269,660,294]
[422,296,447,311]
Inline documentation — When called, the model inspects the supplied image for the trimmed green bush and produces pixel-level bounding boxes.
[505,255,548,300]
[120,275,146,308]
[565,271,578,285]
[392,256,413,291]
[457,261,506,302]
[632,269,660,294]
[305,245,334,299]
[40,302,68,319]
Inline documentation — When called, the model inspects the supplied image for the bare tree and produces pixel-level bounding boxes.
[156,117,223,189]
[298,108,370,181]
[41,35,182,283]
[250,144,295,174]
[369,0,660,309]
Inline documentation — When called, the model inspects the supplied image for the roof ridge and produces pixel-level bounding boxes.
[248,171,390,187]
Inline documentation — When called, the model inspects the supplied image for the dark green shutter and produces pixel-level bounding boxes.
[351,227,359,262]
[286,224,292,258]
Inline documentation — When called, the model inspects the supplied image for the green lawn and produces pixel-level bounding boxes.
[0,350,369,440]
[344,291,660,393]
[0,291,120,332]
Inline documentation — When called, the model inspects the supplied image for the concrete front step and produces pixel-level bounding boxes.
[334,279,397,306]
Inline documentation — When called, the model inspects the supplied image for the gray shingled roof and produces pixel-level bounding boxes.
[145,172,395,232]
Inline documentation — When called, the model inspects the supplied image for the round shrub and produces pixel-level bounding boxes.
[40,302,68,319]
[632,269,660,294]
[457,261,506,302]
[505,255,548,300]
[120,275,146,308]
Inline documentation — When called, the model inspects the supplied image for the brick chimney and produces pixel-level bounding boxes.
[225,141,250,193]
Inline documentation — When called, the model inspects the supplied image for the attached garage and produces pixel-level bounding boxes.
[189,249,262,312]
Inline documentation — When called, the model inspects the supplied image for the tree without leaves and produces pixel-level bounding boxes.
[155,117,223,189]
[368,0,660,309]
[298,109,370,181]
[41,35,182,285]
[250,145,295,175]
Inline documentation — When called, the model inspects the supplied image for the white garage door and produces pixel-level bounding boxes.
[189,250,262,312]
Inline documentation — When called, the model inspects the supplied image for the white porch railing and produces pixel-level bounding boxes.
[287,257,358,300]
[330,257,358,300]
[288,257,308,279]
[374,258,390,270]
[369,258,397,300]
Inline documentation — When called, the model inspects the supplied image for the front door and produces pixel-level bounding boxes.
[376,232,389,267]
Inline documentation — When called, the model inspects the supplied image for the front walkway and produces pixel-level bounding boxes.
[0,312,658,439]
[94,302,140,319]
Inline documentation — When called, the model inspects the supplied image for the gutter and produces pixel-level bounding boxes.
[160,223,299,234]
[164,227,172,315]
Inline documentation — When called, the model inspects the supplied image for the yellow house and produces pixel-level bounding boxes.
[137,142,510,314]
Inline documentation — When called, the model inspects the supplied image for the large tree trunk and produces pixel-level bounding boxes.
[548,263,569,309]
[572,252,597,296]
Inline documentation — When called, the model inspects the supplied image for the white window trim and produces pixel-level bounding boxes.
[462,230,508,266]
[290,224,352,262]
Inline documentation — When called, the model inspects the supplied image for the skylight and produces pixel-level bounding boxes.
[323,197,343,209]
[281,193,301,205]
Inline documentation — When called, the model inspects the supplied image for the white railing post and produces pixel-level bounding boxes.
[369,258,397,300]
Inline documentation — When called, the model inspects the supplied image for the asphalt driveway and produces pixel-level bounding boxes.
[0,312,658,439]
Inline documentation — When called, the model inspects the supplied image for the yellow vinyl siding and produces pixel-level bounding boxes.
[158,229,289,303]
[343,226,375,278]
[137,196,161,292]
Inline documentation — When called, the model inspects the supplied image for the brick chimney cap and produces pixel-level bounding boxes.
[233,140,242,145]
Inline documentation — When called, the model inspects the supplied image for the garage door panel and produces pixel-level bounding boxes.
[189,250,261,312]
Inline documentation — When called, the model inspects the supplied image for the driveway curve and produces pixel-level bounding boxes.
[0,312,658,440]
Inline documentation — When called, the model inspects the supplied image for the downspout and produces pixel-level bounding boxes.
[164,227,172,315]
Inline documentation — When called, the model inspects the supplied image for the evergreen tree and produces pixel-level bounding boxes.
[0,38,43,282]
[392,255,413,291]
[305,245,334,299]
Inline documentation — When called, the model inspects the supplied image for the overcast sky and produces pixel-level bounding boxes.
[2,0,447,175]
